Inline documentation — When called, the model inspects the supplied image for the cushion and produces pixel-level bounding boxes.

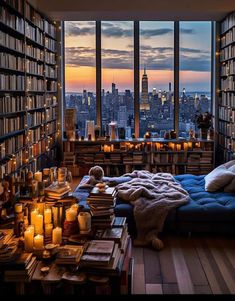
[224,178,235,192]
[224,160,235,169]
[204,165,235,192]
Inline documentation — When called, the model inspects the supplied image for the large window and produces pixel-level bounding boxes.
[101,21,134,138]
[140,22,174,138]
[64,21,96,137]
[64,21,212,138]
[179,22,212,138]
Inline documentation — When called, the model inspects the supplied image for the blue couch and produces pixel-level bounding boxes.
[73,174,235,236]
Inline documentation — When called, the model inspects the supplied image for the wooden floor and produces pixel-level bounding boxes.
[132,235,235,294]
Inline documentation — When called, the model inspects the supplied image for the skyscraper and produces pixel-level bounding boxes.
[140,66,150,110]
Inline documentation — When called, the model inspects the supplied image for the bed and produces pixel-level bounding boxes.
[73,174,235,237]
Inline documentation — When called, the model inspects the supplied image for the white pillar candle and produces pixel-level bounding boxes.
[24,229,34,252]
[27,225,35,236]
[35,214,43,235]
[52,227,62,245]
[45,223,53,237]
[34,171,42,182]
[37,201,44,215]
[71,203,79,212]
[34,234,44,250]
[66,208,77,221]
[44,208,52,224]
[15,203,23,213]
[30,209,38,226]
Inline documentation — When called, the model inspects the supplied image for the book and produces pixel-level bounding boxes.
[56,245,84,265]
[85,240,114,256]
[90,186,116,198]
[113,217,127,227]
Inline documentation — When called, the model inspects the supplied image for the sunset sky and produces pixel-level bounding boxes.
[65,21,211,93]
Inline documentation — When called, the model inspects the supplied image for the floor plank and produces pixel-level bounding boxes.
[146,284,163,294]
[159,237,178,284]
[170,237,195,294]
[194,285,212,294]
[143,247,162,284]
[194,238,229,294]
[180,237,208,286]
[133,263,146,294]
[162,284,180,294]
[206,238,235,294]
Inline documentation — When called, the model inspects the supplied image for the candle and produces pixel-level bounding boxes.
[34,234,44,250]
[24,228,34,251]
[37,201,44,215]
[35,214,43,235]
[52,227,62,245]
[30,209,38,226]
[34,171,42,182]
[66,208,77,222]
[15,203,23,213]
[44,208,52,224]
[27,225,35,236]
[45,223,53,237]
[188,142,193,149]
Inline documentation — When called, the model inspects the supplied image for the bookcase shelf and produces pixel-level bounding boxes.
[63,139,214,177]
[0,0,59,179]
[218,11,235,163]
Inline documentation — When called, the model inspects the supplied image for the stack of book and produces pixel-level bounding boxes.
[87,186,117,228]
[44,182,71,200]
[94,217,129,254]
[55,245,84,265]
[80,240,117,267]
[3,252,37,282]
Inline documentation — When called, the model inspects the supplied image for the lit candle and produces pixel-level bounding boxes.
[34,234,44,250]
[24,228,34,252]
[183,143,188,151]
[27,225,35,236]
[37,201,45,215]
[35,214,43,235]
[71,204,79,212]
[34,171,42,182]
[66,208,77,222]
[45,223,53,237]
[44,208,52,224]
[15,203,23,213]
[52,227,62,245]
[30,209,38,226]
[188,142,193,149]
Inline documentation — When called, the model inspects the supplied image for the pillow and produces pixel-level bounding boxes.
[204,165,235,192]
[228,165,235,173]
[224,178,235,192]
[224,160,235,169]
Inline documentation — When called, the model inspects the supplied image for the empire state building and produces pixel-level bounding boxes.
[140,66,150,110]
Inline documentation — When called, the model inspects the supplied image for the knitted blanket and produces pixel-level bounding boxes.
[116,170,189,248]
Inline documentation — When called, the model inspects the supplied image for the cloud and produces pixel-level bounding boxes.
[65,45,210,72]
[180,28,195,34]
[140,28,173,37]
[102,27,133,37]
[65,22,94,36]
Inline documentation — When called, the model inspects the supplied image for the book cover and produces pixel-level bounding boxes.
[85,240,114,255]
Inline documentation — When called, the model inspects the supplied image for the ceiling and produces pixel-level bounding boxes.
[29,0,235,21]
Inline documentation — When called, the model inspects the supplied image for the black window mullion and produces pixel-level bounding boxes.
[134,21,140,138]
[96,21,102,129]
[174,21,180,137]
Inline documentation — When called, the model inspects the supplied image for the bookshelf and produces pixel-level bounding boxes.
[63,139,214,177]
[218,11,235,163]
[0,0,58,180]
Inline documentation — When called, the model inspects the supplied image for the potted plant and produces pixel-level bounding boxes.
[195,111,212,139]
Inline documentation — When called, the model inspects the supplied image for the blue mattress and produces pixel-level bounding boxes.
[73,174,235,235]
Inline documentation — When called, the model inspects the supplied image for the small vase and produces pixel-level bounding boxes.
[200,128,208,139]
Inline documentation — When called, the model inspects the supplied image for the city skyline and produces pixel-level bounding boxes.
[65,21,211,92]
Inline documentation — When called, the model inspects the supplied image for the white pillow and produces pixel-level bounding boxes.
[224,160,235,169]
[205,165,235,192]
[224,178,235,192]
[228,165,235,173]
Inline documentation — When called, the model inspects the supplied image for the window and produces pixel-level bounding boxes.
[64,21,212,138]
[64,21,96,137]
[179,22,212,138]
[140,22,174,138]
[101,21,134,138]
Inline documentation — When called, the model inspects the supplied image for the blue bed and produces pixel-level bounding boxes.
[73,174,235,236]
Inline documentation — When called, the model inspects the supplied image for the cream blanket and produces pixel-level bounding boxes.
[116,170,189,248]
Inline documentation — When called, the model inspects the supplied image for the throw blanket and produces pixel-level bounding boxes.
[116,170,189,248]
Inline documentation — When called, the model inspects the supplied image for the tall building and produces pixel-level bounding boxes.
[140,66,150,110]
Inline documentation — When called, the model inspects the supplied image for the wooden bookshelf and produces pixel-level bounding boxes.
[0,0,58,179]
[63,139,214,177]
[218,11,235,163]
